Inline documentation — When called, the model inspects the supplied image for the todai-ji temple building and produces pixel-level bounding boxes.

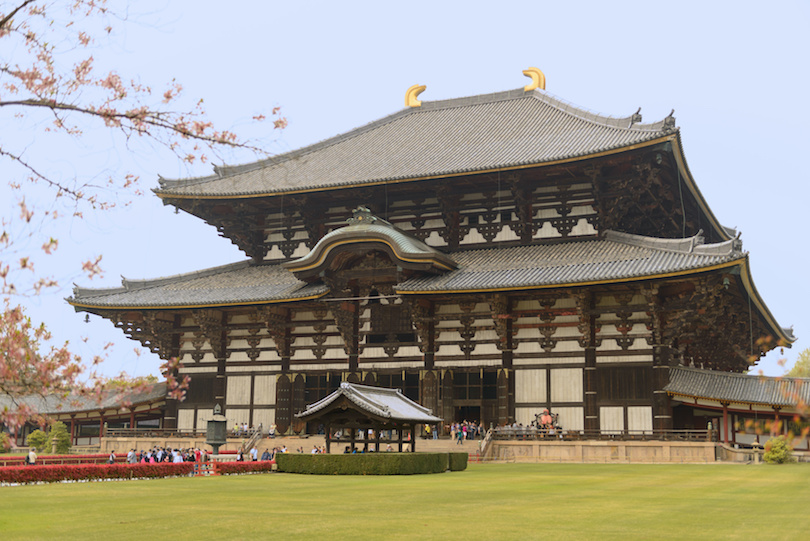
[69,70,798,444]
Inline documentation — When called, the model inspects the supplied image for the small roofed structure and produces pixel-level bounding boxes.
[296,382,443,453]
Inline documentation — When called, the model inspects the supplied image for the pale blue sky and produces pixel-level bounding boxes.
[5,0,809,378]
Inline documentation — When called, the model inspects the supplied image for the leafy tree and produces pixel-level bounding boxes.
[26,428,48,451]
[786,347,810,378]
[0,1,282,430]
[49,421,71,453]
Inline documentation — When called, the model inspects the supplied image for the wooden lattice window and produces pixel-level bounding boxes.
[367,303,415,344]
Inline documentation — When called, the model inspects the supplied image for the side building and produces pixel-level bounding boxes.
[69,72,794,439]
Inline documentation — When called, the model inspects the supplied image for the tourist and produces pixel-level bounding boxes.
[236,449,244,461]
[108,450,116,464]
[261,449,271,461]
[250,446,258,461]
[27,447,37,466]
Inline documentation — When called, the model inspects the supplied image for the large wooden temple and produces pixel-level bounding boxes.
[69,70,794,439]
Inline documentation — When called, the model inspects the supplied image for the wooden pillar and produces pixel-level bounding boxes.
[69,417,76,445]
[584,346,598,432]
[397,426,403,452]
[374,425,381,452]
[350,427,356,452]
[129,410,136,430]
[410,424,416,453]
[99,414,105,442]
[722,403,729,444]
[497,369,509,426]
[652,346,673,431]
[325,422,331,454]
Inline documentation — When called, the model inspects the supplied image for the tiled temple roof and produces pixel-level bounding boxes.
[665,367,810,408]
[397,230,743,293]
[69,261,328,309]
[0,382,167,415]
[69,230,742,309]
[296,382,443,423]
[156,88,674,198]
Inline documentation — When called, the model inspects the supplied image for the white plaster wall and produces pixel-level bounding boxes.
[515,369,547,404]
[177,409,195,431]
[627,406,652,434]
[226,376,251,406]
[600,406,624,433]
[252,408,275,430]
[550,368,583,402]
[555,407,584,431]
[225,409,249,428]
[253,375,276,405]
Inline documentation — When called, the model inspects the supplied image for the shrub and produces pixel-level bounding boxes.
[50,422,71,454]
[26,429,49,452]
[276,452,451,475]
[0,432,9,453]
[448,452,468,471]
[763,436,795,464]
[216,461,276,475]
[0,462,194,484]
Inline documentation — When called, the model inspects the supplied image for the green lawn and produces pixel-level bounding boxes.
[1,463,808,540]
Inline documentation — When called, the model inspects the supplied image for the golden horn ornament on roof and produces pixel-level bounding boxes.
[405,84,426,107]
[522,67,546,91]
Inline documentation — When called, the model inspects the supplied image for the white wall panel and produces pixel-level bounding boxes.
[515,369,547,403]
[225,408,249,428]
[252,408,275,430]
[550,368,583,402]
[253,375,276,405]
[627,406,652,434]
[555,407,584,431]
[226,376,251,406]
[600,406,624,433]
[177,409,195,431]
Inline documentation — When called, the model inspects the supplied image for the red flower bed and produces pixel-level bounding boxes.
[216,461,275,475]
[1,453,126,466]
[0,462,194,484]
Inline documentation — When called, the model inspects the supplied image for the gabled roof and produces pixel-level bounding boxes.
[283,206,457,278]
[296,382,443,423]
[665,367,810,408]
[156,87,675,199]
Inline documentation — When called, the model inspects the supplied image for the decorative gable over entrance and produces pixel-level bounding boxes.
[283,206,457,283]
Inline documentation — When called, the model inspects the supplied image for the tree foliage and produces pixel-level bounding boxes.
[50,420,71,453]
[763,435,795,464]
[26,427,48,451]
[786,347,810,378]
[0,0,281,429]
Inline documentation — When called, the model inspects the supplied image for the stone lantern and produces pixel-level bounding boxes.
[205,403,227,455]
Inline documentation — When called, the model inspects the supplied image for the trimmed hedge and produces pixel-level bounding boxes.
[276,452,454,475]
[0,463,194,484]
[217,461,276,475]
[449,452,468,471]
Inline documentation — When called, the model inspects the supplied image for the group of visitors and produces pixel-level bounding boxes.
[236,446,284,461]
[232,423,263,437]
[124,447,206,464]
[450,421,483,444]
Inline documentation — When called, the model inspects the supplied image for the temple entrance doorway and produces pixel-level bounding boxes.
[455,406,480,423]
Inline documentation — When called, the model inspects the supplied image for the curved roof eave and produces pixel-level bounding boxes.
[737,257,796,345]
[670,132,732,242]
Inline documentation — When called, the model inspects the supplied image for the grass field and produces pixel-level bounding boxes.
[1,463,809,540]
